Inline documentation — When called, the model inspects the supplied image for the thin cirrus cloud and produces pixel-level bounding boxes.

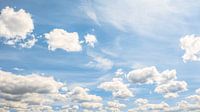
[83,0,200,38]
[87,55,114,70]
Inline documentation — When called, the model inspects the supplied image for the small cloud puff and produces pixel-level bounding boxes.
[84,34,97,47]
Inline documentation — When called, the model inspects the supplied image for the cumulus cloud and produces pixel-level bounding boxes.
[80,102,102,109]
[127,66,159,84]
[98,78,133,98]
[84,34,97,47]
[44,29,82,52]
[0,7,34,42]
[0,70,68,111]
[69,86,102,102]
[180,35,200,62]
[155,81,187,98]
[134,98,148,106]
[127,66,187,98]
[106,100,126,112]
[129,101,169,112]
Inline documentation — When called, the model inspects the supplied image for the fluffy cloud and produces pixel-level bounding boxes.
[106,100,126,112]
[127,66,187,98]
[196,88,200,95]
[180,35,200,62]
[134,98,148,106]
[44,29,82,52]
[98,78,133,98]
[80,102,102,109]
[127,66,158,84]
[69,86,102,102]
[155,81,187,98]
[0,7,34,41]
[84,34,97,47]
[0,70,68,111]
[129,99,169,112]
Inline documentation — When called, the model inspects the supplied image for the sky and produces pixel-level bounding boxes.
[0,0,200,112]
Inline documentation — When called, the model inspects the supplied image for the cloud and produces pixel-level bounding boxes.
[0,7,34,42]
[155,81,188,98]
[83,0,200,37]
[106,100,126,112]
[127,66,159,84]
[180,35,200,62]
[134,98,148,106]
[196,88,200,95]
[84,34,97,47]
[44,29,82,52]
[98,78,133,98]
[69,86,102,102]
[68,86,103,111]
[87,55,113,70]
[80,102,103,109]
[127,66,187,98]
[19,36,37,48]
[129,100,169,112]
[115,68,125,77]
[0,70,68,111]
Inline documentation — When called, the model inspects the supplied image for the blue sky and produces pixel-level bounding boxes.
[0,0,200,111]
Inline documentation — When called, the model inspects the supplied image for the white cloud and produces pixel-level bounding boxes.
[69,86,102,102]
[44,29,82,52]
[80,102,102,109]
[129,101,169,112]
[127,66,186,98]
[180,35,200,62]
[196,88,200,95]
[106,100,126,112]
[154,81,187,98]
[87,55,113,70]
[0,7,34,41]
[98,78,133,98]
[134,98,148,106]
[84,34,97,47]
[155,69,177,84]
[127,66,159,84]
[0,70,68,111]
